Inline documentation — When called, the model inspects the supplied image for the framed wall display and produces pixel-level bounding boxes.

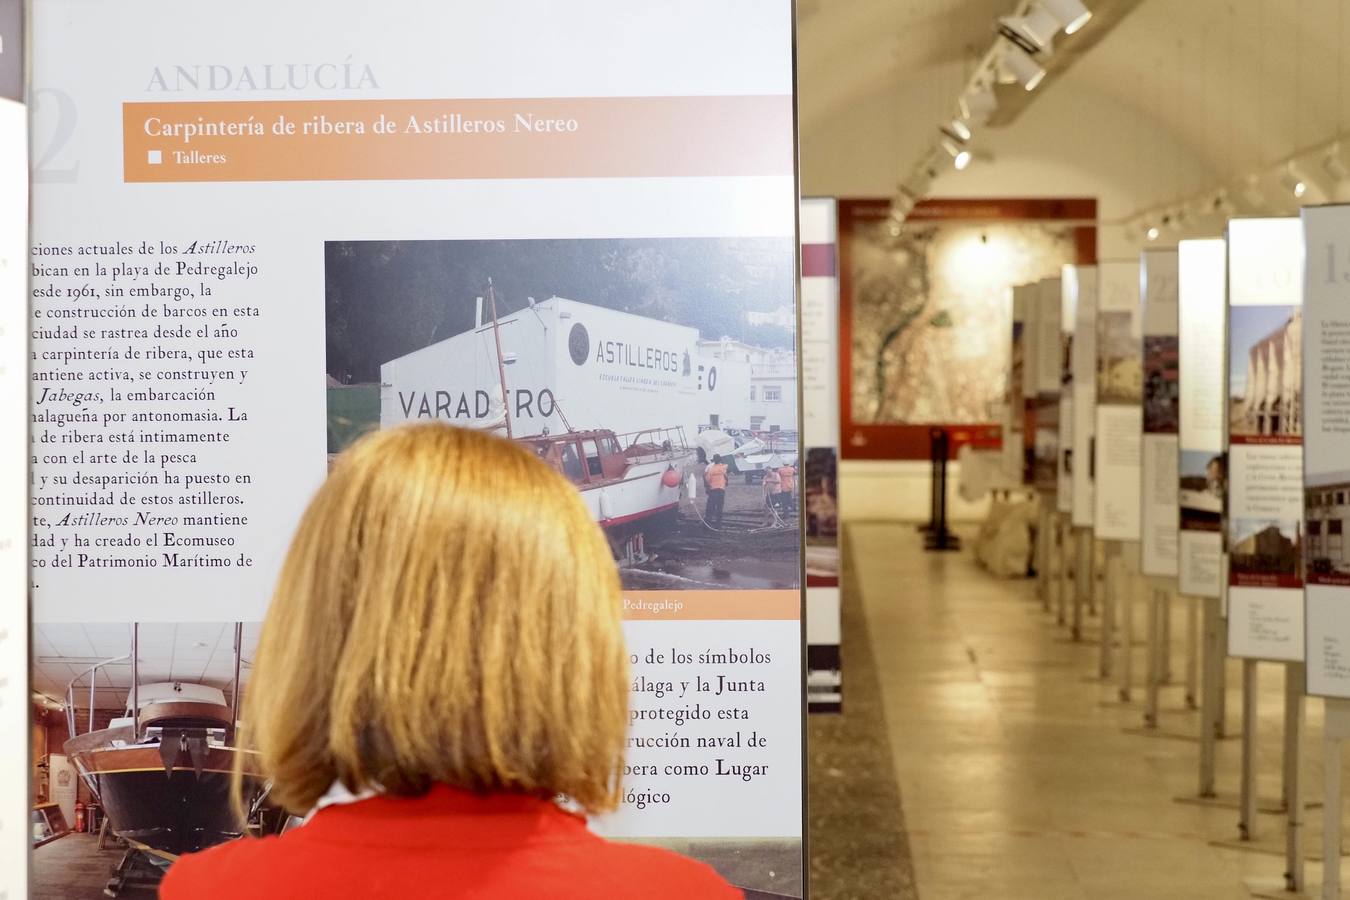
[1302,204,1350,695]
[1140,249,1180,577]
[1225,217,1305,662]
[1177,239,1227,599]
[27,2,806,894]
[838,198,1096,459]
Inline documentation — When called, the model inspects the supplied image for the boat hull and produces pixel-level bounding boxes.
[72,744,264,856]
[580,458,685,529]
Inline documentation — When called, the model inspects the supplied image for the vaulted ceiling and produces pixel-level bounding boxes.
[798,0,1350,216]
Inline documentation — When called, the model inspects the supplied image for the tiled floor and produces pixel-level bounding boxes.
[844,521,1342,900]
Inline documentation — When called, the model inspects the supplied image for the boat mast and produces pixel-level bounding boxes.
[487,278,514,439]
[129,623,139,738]
[229,622,243,742]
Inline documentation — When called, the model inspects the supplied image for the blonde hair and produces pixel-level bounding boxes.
[237,422,628,816]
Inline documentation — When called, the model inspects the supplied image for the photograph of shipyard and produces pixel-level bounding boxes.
[29,621,277,898]
[325,238,800,591]
[1306,471,1350,585]
[1229,306,1302,443]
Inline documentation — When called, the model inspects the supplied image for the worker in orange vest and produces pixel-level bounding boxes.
[775,461,797,516]
[704,455,729,527]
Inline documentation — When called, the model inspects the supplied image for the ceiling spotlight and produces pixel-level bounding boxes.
[1002,42,1047,91]
[1279,164,1307,198]
[948,119,973,142]
[1000,5,1061,52]
[1146,225,1160,241]
[960,81,998,124]
[941,139,973,170]
[1041,0,1093,34]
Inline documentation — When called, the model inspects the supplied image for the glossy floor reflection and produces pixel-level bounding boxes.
[835,521,1344,900]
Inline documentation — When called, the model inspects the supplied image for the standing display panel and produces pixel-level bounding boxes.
[1093,260,1144,541]
[1070,266,1098,529]
[1032,277,1063,493]
[1225,218,1305,662]
[1177,239,1228,599]
[801,198,841,713]
[1140,249,1180,577]
[1303,205,1350,696]
[1,0,27,894]
[1057,272,1076,512]
[27,2,805,895]
[1007,284,1032,485]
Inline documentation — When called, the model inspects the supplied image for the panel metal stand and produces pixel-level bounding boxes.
[1118,543,1139,702]
[1056,514,1071,627]
[1285,662,1307,894]
[1199,595,1224,797]
[1185,592,1200,708]
[1036,497,1052,611]
[1323,698,1350,900]
[1242,660,1261,841]
[1072,528,1091,641]
[1099,541,1118,679]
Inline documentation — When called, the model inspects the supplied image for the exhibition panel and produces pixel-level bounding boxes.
[1139,249,1179,578]
[1069,265,1098,530]
[1092,260,1143,542]
[13,2,1350,899]
[23,1,804,896]
[801,197,841,713]
[1303,204,1350,699]
[1177,239,1227,600]
[1,1,26,894]
[1225,218,1306,663]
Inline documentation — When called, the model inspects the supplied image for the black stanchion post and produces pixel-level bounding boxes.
[924,427,961,552]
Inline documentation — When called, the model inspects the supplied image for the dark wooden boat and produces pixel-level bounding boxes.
[61,624,274,861]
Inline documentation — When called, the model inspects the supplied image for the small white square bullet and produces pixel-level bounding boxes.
[147,149,162,165]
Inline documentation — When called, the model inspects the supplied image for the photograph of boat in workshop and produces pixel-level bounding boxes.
[29,622,282,898]
[323,237,802,592]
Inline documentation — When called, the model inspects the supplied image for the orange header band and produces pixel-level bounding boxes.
[621,590,800,621]
[122,96,794,183]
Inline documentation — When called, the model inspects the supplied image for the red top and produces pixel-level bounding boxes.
[160,785,741,899]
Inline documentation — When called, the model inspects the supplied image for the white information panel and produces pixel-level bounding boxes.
[1177,239,1227,599]
[1069,265,1098,528]
[1008,284,1033,485]
[1032,277,1062,493]
[1057,271,1076,513]
[1,1,27,893]
[1093,260,1143,541]
[1225,218,1305,662]
[1302,205,1350,695]
[29,1,804,891]
[801,197,841,713]
[1140,248,1179,577]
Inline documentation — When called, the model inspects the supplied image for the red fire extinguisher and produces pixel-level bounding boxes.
[74,802,85,832]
